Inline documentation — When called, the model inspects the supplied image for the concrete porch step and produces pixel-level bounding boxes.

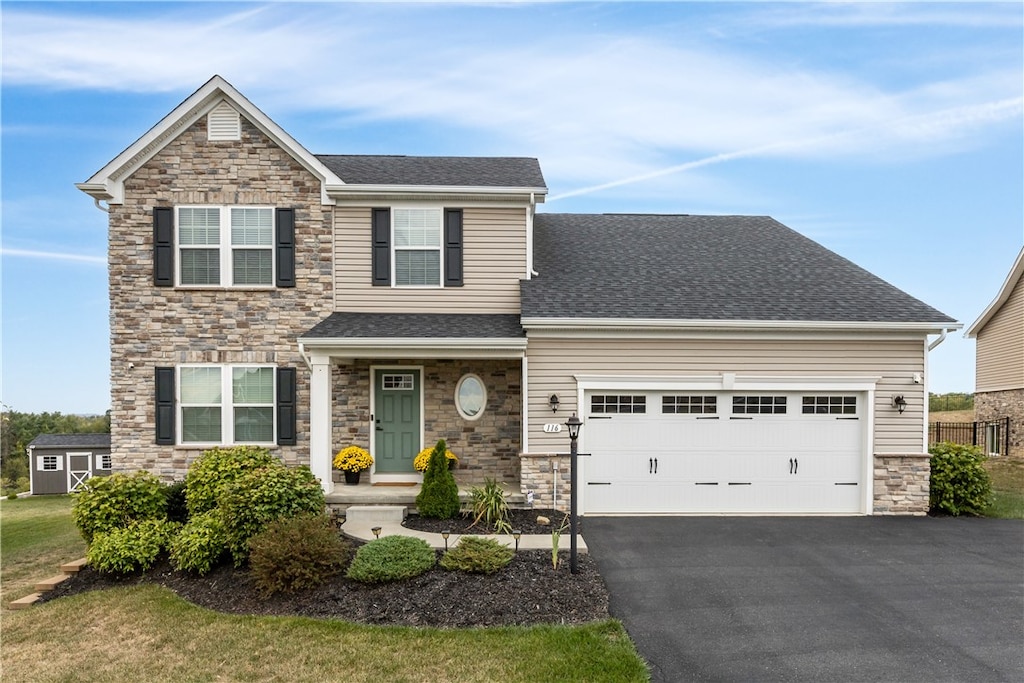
[344,505,406,524]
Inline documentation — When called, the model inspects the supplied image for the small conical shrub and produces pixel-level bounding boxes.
[415,439,460,519]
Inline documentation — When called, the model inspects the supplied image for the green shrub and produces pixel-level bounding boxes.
[218,463,325,565]
[440,536,513,574]
[72,471,167,544]
[467,478,512,533]
[415,439,460,519]
[184,446,277,516]
[169,510,229,575]
[163,480,189,523]
[930,441,993,516]
[87,518,178,574]
[346,535,436,583]
[249,514,351,595]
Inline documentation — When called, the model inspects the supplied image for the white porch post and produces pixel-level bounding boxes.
[309,353,333,494]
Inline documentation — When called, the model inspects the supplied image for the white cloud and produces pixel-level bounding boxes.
[1,248,106,265]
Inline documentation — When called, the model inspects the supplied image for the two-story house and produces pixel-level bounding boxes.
[79,76,960,516]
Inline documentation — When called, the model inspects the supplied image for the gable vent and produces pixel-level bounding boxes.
[207,101,241,141]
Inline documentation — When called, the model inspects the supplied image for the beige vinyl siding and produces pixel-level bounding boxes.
[334,206,527,312]
[525,336,927,455]
[975,274,1024,392]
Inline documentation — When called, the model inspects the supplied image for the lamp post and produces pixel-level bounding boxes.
[566,412,582,574]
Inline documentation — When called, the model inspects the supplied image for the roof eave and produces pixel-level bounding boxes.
[325,184,547,203]
[521,317,963,334]
[966,247,1024,338]
[298,336,527,360]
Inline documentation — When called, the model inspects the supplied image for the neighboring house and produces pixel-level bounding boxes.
[78,76,960,516]
[28,434,112,495]
[967,247,1024,457]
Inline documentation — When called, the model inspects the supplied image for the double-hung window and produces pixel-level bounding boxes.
[177,206,273,286]
[393,208,442,286]
[179,366,275,444]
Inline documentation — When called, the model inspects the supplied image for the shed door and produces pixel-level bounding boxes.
[67,452,92,492]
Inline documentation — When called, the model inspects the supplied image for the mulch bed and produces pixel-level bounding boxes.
[38,510,606,628]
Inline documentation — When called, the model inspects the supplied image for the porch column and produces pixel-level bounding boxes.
[309,353,333,494]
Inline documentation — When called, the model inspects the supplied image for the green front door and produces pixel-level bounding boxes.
[374,370,420,473]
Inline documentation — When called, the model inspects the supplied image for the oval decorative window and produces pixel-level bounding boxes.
[455,374,486,420]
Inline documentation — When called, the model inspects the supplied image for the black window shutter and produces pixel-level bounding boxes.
[275,208,296,287]
[155,367,176,445]
[276,367,297,446]
[371,208,391,286]
[153,207,174,287]
[444,208,464,287]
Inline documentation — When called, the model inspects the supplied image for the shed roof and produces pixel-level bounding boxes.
[28,433,111,449]
[521,213,957,326]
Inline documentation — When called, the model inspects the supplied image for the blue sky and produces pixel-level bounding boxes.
[2,1,1022,415]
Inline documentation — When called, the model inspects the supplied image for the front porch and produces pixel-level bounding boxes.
[325,479,527,516]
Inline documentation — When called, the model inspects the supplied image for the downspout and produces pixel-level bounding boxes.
[927,326,950,352]
[527,193,538,278]
[297,342,312,370]
[93,199,110,213]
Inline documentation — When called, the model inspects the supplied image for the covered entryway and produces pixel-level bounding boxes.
[581,387,870,514]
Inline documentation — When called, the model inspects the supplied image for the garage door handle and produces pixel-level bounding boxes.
[649,458,653,474]
[789,458,799,474]
[654,458,658,474]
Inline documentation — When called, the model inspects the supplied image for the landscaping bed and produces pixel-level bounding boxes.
[39,508,607,628]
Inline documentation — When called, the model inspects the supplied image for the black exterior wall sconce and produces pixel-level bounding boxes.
[892,395,907,414]
[549,394,560,413]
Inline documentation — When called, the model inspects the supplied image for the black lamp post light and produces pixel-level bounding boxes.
[441,529,450,551]
[566,411,583,574]
[371,526,382,539]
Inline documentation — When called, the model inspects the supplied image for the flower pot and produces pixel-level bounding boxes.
[344,470,362,485]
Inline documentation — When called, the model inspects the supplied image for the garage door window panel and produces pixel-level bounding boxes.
[802,396,857,415]
[663,395,717,414]
[591,395,646,414]
[732,396,787,415]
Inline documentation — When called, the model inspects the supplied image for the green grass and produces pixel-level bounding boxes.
[0,495,85,603]
[0,494,649,682]
[984,457,1024,519]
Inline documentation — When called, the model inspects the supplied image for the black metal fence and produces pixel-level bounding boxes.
[929,418,1011,457]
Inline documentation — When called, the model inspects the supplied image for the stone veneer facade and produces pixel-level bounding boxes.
[975,388,1024,458]
[109,115,333,479]
[873,454,931,515]
[329,359,522,484]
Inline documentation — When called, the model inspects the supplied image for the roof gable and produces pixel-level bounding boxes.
[77,75,341,205]
[521,213,957,328]
[967,247,1024,338]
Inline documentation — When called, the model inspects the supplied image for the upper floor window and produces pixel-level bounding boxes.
[154,206,294,289]
[178,206,273,286]
[394,208,442,286]
[372,207,463,288]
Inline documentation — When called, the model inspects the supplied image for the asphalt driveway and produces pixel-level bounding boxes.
[584,517,1023,682]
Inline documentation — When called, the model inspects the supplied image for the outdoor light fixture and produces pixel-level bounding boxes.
[442,529,451,551]
[892,395,908,414]
[565,412,583,574]
[371,526,381,539]
[549,394,560,413]
[512,529,522,552]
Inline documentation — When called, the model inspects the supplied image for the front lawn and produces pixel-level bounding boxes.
[0,495,85,603]
[984,456,1024,519]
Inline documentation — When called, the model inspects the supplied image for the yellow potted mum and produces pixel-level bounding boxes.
[333,446,373,485]
[413,446,459,472]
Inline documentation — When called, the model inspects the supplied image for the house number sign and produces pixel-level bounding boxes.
[543,423,563,433]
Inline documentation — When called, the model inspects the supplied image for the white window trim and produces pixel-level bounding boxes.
[455,373,487,421]
[392,206,443,288]
[98,454,113,470]
[176,205,275,289]
[177,364,277,446]
[39,454,64,471]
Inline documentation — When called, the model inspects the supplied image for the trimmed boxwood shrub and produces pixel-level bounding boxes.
[72,471,167,544]
[249,514,351,595]
[169,510,229,575]
[415,439,460,519]
[346,535,436,583]
[184,446,277,516]
[217,463,325,565]
[87,519,178,574]
[440,536,513,574]
[929,441,993,516]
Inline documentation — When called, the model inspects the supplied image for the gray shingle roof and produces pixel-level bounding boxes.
[303,313,525,339]
[521,214,956,324]
[316,155,546,189]
[28,433,111,449]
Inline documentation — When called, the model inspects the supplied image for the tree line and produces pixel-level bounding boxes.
[1,409,111,493]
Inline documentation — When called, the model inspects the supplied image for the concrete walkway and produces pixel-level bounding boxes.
[340,505,588,552]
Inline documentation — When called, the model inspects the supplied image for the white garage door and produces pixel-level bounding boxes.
[582,391,865,514]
